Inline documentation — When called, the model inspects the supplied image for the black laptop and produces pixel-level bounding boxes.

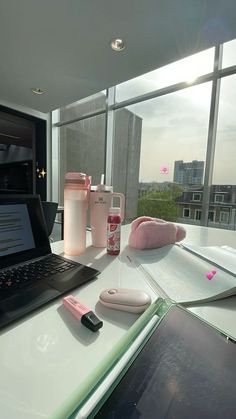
[0,194,100,329]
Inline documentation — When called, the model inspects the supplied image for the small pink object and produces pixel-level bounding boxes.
[62,295,103,332]
[211,269,217,275]
[128,216,186,249]
[206,272,214,280]
[160,165,169,174]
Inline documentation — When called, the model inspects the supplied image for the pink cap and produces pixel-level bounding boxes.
[65,172,91,189]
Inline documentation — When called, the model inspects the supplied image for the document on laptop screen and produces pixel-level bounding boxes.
[0,204,35,257]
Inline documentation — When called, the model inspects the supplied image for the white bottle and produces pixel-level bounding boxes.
[64,172,91,255]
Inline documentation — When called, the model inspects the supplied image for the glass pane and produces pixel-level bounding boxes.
[222,39,236,68]
[116,48,214,103]
[60,91,106,123]
[114,82,212,224]
[112,107,143,221]
[58,114,106,206]
[211,75,236,230]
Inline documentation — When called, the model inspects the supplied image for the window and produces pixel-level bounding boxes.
[193,193,201,201]
[212,76,236,187]
[222,39,236,68]
[58,114,106,206]
[116,48,214,102]
[220,212,229,223]
[51,39,236,232]
[183,208,190,218]
[117,83,211,222]
[208,211,215,222]
[195,210,202,221]
[214,194,224,203]
[60,92,106,123]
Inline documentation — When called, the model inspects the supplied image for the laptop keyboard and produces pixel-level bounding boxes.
[0,255,76,291]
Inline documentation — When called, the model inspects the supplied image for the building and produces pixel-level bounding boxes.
[59,96,142,222]
[173,160,204,186]
[176,185,236,229]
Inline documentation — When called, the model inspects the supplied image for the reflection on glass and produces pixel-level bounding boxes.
[116,48,214,102]
[211,75,236,230]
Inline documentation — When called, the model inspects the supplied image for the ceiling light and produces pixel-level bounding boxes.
[31,88,45,95]
[110,38,125,52]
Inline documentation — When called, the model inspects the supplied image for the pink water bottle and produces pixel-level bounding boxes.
[107,207,121,256]
[64,172,91,256]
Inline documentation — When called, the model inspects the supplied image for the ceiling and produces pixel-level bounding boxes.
[1,0,236,114]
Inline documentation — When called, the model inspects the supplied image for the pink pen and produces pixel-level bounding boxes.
[63,295,103,332]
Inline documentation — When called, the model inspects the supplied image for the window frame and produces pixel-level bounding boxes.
[208,210,215,222]
[195,209,202,221]
[192,193,201,202]
[214,194,224,203]
[219,211,229,223]
[51,41,236,231]
[183,208,190,218]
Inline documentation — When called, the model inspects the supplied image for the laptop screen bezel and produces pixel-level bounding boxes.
[0,194,51,269]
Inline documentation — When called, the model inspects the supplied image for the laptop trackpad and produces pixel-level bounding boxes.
[0,284,61,328]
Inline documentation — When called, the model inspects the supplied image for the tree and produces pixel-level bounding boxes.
[137,187,182,221]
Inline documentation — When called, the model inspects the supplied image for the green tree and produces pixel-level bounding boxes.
[137,187,182,221]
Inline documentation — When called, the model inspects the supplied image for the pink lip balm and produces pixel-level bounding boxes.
[63,295,103,332]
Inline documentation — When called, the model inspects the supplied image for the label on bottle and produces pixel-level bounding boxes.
[107,223,121,253]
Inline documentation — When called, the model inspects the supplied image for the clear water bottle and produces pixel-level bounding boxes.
[64,172,91,255]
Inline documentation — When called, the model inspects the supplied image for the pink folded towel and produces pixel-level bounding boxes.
[128,216,186,250]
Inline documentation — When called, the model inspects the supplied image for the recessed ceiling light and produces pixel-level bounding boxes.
[110,38,126,52]
[31,88,45,95]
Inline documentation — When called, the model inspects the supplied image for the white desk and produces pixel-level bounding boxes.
[0,223,235,419]
[0,229,158,419]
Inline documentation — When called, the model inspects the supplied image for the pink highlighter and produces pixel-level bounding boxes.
[63,295,103,332]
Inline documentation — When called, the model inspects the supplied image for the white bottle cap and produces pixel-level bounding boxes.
[91,185,113,192]
[109,207,120,215]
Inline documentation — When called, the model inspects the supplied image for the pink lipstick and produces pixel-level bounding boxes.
[63,295,103,332]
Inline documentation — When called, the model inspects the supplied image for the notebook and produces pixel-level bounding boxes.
[0,194,100,329]
[94,305,236,419]
[128,243,236,305]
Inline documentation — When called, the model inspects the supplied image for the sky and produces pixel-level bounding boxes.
[116,39,236,185]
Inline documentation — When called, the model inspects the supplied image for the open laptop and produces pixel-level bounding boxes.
[0,194,100,329]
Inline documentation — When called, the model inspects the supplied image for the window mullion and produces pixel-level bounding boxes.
[201,44,223,226]
[105,87,116,186]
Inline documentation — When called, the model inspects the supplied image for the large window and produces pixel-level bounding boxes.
[52,38,236,231]
[116,48,214,103]
[118,83,211,222]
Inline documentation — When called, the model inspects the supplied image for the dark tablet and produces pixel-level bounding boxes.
[94,305,236,419]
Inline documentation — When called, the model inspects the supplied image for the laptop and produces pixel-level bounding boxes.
[0,194,100,329]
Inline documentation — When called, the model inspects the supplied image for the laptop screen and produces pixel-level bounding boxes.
[0,195,51,269]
